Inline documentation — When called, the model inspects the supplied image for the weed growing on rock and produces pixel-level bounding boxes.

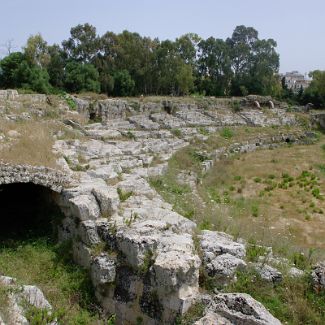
[175,302,205,325]
[117,188,133,202]
[171,129,182,137]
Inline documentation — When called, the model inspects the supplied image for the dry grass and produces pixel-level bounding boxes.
[151,125,325,259]
[200,138,325,252]
[0,96,89,168]
[0,119,58,167]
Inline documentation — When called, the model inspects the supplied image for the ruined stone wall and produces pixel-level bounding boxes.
[0,92,309,324]
[73,95,288,123]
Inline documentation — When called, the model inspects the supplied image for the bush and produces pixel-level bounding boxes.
[232,100,242,112]
[220,127,234,139]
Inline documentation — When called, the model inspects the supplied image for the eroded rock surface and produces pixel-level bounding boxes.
[0,276,55,325]
[201,293,282,325]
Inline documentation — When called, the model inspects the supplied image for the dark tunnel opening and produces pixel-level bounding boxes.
[0,183,64,242]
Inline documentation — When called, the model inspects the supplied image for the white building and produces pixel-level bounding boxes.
[282,71,311,92]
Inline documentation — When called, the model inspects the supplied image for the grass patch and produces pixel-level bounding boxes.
[175,302,205,325]
[226,270,325,325]
[171,129,182,138]
[246,242,269,262]
[197,127,209,136]
[0,284,10,323]
[125,131,136,140]
[0,239,103,324]
[220,127,234,139]
[0,120,58,167]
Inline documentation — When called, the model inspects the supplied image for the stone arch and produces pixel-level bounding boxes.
[0,182,66,240]
[0,163,69,192]
[0,163,70,240]
[268,100,275,109]
[253,101,261,109]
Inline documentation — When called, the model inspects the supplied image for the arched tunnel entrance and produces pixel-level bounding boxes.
[0,182,64,242]
[0,182,103,322]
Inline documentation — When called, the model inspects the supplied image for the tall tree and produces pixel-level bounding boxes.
[248,39,280,95]
[47,45,66,89]
[197,37,232,95]
[226,25,279,95]
[0,51,51,93]
[24,34,50,68]
[303,70,325,107]
[62,23,100,62]
[0,52,25,88]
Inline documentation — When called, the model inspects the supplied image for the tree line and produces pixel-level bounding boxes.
[0,23,324,107]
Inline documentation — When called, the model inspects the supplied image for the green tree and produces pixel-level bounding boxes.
[113,69,135,96]
[23,65,52,93]
[175,33,201,65]
[0,52,51,93]
[64,62,100,93]
[176,64,194,95]
[226,25,279,95]
[303,70,325,107]
[0,52,25,88]
[62,23,100,62]
[248,39,280,95]
[24,33,50,68]
[197,37,232,95]
[47,45,66,89]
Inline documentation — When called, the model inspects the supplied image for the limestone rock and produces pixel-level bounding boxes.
[0,276,54,325]
[253,263,282,284]
[311,261,325,292]
[194,312,232,325]
[205,253,246,283]
[91,254,116,287]
[200,230,246,259]
[288,267,304,278]
[7,130,21,138]
[21,285,52,309]
[69,194,100,220]
[207,293,282,325]
[78,220,101,246]
[72,241,92,269]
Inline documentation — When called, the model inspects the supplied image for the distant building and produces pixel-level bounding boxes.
[282,71,311,92]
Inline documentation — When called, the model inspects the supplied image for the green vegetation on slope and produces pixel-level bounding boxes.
[0,238,103,325]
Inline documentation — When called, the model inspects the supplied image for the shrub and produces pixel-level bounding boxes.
[220,127,234,139]
[251,204,259,217]
[231,100,242,112]
[171,129,182,137]
[198,127,209,136]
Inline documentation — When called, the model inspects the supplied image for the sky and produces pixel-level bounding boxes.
[0,0,324,74]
